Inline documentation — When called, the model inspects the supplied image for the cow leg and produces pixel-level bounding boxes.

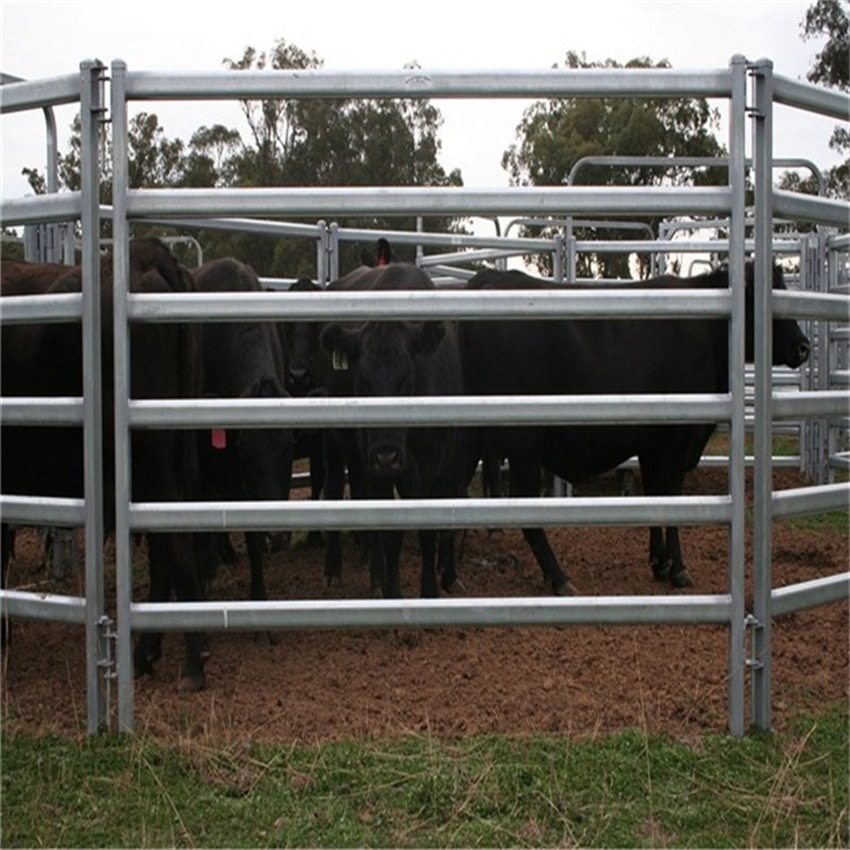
[245,531,278,644]
[134,534,169,677]
[366,531,389,597]
[418,529,439,598]
[510,459,576,595]
[639,452,693,588]
[306,443,325,547]
[438,530,458,593]
[648,526,669,581]
[322,432,347,585]
[138,532,207,691]
[383,530,405,599]
[664,527,693,588]
[521,528,576,595]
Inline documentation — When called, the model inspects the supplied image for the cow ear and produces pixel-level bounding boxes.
[414,321,445,357]
[320,323,360,371]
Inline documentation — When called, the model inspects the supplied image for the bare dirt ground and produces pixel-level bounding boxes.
[2,467,847,744]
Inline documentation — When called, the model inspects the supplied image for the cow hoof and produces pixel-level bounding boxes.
[651,558,671,582]
[325,574,342,588]
[553,579,579,596]
[671,569,694,589]
[179,672,206,692]
[133,645,157,678]
[444,577,466,595]
[253,631,279,646]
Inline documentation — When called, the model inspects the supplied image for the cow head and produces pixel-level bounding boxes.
[280,279,322,398]
[320,319,445,478]
[744,264,811,368]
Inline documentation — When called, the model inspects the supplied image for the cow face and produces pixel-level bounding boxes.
[320,320,445,478]
[744,264,811,368]
[281,279,322,398]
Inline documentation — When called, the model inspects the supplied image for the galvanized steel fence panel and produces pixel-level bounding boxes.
[3,56,847,738]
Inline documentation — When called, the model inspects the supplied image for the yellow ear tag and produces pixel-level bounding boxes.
[332,350,349,371]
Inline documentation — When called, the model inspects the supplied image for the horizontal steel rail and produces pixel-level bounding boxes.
[771,572,850,618]
[0,590,86,624]
[0,72,81,113]
[772,73,850,121]
[120,66,735,101]
[127,288,732,322]
[129,593,735,633]
[772,391,849,420]
[122,185,734,219]
[0,293,83,324]
[128,495,733,533]
[773,189,850,229]
[128,393,732,430]
[771,482,850,519]
[0,495,87,527]
[0,397,84,425]
[761,290,848,322]
[1,192,82,226]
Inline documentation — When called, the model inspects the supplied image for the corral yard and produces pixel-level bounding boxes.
[1,466,847,743]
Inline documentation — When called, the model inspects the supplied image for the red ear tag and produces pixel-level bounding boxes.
[211,428,227,450]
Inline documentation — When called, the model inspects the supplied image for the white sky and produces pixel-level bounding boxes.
[0,0,843,204]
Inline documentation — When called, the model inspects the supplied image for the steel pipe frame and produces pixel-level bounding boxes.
[750,60,850,731]
[0,590,86,625]
[97,60,743,733]
[119,65,736,101]
[130,594,735,634]
[0,495,86,527]
[126,393,732,430]
[4,56,845,738]
[0,62,110,733]
[771,572,850,618]
[129,494,733,534]
[125,288,732,322]
[99,56,843,734]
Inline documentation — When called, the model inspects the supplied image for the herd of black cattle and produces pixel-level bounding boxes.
[0,237,811,688]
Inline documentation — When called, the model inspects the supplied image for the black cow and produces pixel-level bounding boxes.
[319,262,464,598]
[459,263,811,593]
[1,239,210,688]
[277,278,325,545]
[192,258,294,609]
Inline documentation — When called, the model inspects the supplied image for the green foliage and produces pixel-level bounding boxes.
[2,706,847,848]
[802,0,849,91]
[502,52,727,279]
[22,36,465,277]
[779,0,849,199]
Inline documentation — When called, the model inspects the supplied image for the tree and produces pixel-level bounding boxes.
[502,52,728,279]
[803,0,849,91]
[779,0,849,199]
[21,37,464,277]
[222,40,464,275]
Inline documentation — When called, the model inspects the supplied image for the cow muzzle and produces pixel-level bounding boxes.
[368,442,406,476]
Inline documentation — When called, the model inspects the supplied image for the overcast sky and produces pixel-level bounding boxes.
[0,0,841,203]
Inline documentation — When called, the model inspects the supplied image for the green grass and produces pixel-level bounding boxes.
[2,705,847,848]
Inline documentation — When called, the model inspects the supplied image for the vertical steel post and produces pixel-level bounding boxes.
[751,58,775,731]
[110,60,135,734]
[315,220,327,284]
[328,221,340,282]
[79,59,108,734]
[726,55,749,737]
